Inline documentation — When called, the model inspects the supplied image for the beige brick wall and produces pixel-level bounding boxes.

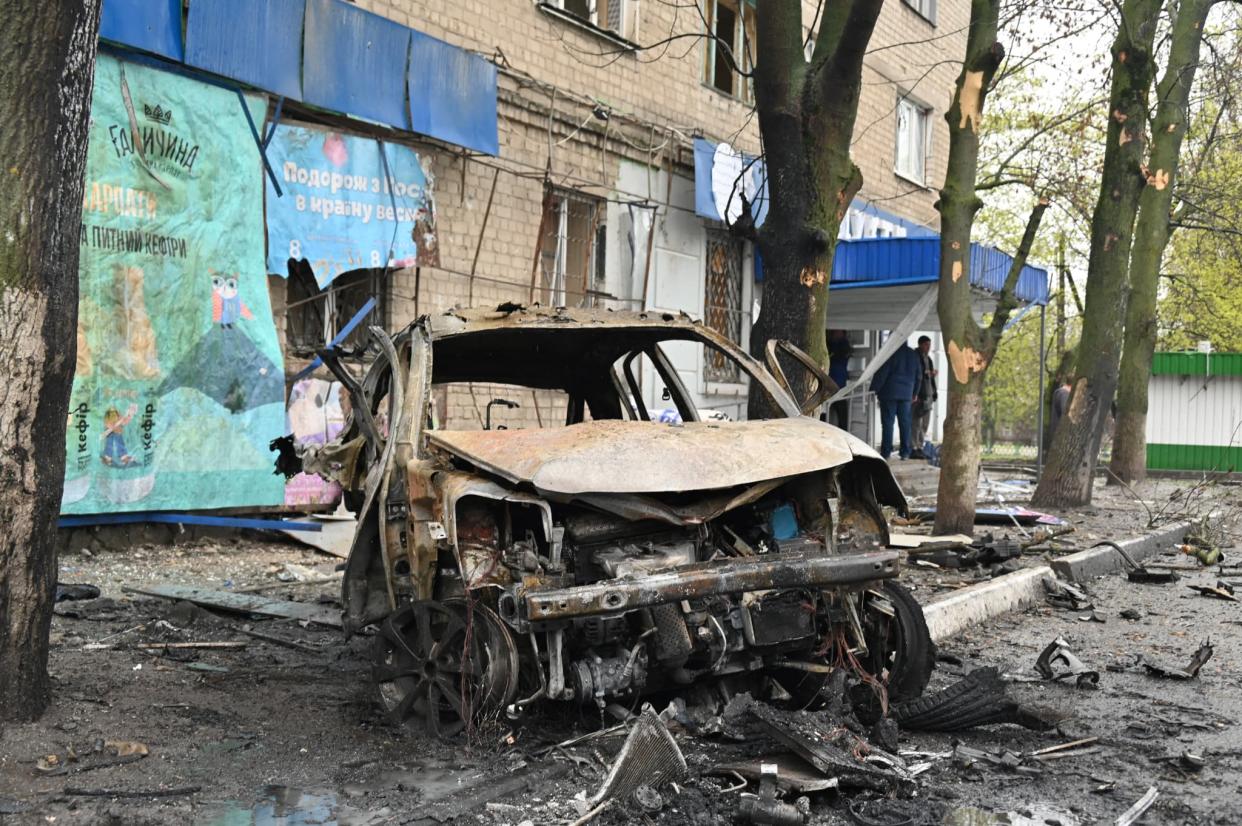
[364,0,965,317]
[289,1,966,424]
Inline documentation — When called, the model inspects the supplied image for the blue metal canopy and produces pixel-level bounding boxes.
[832,237,1049,305]
[101,0,499,155]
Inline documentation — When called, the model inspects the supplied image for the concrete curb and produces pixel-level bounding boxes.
[1049,519,1194,583]
[922,565,1053,643]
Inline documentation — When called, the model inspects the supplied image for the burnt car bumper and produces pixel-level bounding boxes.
[522,550,900,622]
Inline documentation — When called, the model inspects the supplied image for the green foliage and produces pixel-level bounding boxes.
[981,308,1080,444]
[1161,140,1242,352]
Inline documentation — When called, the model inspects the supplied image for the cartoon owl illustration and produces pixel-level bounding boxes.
[211,272,254,329]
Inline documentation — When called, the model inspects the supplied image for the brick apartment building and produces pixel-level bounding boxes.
[338,0,966,425]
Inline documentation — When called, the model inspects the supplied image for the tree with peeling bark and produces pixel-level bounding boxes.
[1109,0,1228,484]
[0,0,102,722]
[931,0,1048,535]
[744,0,885,416]
[1031,0,1165,508]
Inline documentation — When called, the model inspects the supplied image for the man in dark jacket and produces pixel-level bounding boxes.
[870,341,923,459]
[826,329,852,429]
[911,335,938,458]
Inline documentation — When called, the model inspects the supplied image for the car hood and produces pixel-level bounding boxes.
[427,417,882,496]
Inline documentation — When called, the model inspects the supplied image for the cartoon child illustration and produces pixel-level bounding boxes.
[211,272,254,329]
[101,404,138,467]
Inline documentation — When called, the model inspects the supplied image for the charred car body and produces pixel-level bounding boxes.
[285,305,933,736]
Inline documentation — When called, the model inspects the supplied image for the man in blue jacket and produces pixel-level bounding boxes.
[870,341,923,459]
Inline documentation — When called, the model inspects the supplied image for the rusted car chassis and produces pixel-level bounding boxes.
[291,306,932,737]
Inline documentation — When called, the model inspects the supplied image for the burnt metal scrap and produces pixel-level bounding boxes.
[1035,636,1101,688]
[281,304,934,736]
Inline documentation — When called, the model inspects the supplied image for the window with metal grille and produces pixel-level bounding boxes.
[704,228,744,383]
[538,189,606,308]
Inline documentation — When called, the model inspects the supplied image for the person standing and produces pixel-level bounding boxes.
[870,341,923,459]
[826,329,852,430]
[911,335,938,458]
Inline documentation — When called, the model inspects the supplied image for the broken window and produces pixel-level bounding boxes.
[895,95,931,185]
[702,0,756,102]
[285,262,386,358]
[538,189,606,308]
[542,0,640,41]
[703,228,744,384]
[902,0,937,24]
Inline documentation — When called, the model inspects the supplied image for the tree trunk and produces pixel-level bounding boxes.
[747,0,880,418]
[1031,0,1162,508]
[1110,0,1215,485]
[936,376,985,533]
[0,0,101,722]
[932,0,1045,535]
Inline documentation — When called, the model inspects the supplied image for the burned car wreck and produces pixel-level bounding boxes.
[280,305,933,736]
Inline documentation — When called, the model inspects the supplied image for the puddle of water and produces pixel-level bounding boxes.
[205,785,388,826]
[944,805,1082,826]
[203,762,478,825]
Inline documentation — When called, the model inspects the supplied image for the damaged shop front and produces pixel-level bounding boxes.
[62,0,497,524]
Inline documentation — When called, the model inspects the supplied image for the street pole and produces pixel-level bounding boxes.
[1036,302,1047,476]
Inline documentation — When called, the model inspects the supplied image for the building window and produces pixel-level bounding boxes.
[541,0,640,42]
[704,228,744,384]
[702,0,756,102]
[901,0,937,25]
[538,189,606,308]
[286,262,386,358]
[895,96,930,185]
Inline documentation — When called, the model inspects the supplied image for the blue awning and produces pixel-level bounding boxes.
[832,237,1049,305]
[100,0,183,61]
[101,0,500,156]
[184,0,305,100]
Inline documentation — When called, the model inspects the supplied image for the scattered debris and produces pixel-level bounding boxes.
[278,514,357,558]
[1092,539,1180,583]
[590,706,687,806]
[908,506,1067,527]
[894,668,1057,731]
[1045,579,1093,611]
[1127,567,1179,584]
[55,583,102,602]
[124,584,342,627]
[84,641,247,652]
[1142,640,1214,680]
[1030,737,1100,761]
[712,755,840,794]
[952,744,1041,775]
[905,533,1026,570]
[1187,581,1237,602]
[1115,786,1159,826]
[1181,533,1223,566]
[1035,636,1100,688]
[749,704,911,792]
[233,625,321,653]
[888,533,972,549]
[187,662,231,674]
[738,763,809,825]
[36,740,150,776]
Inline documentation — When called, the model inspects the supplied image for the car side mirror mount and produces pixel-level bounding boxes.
[764,339,840,416]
